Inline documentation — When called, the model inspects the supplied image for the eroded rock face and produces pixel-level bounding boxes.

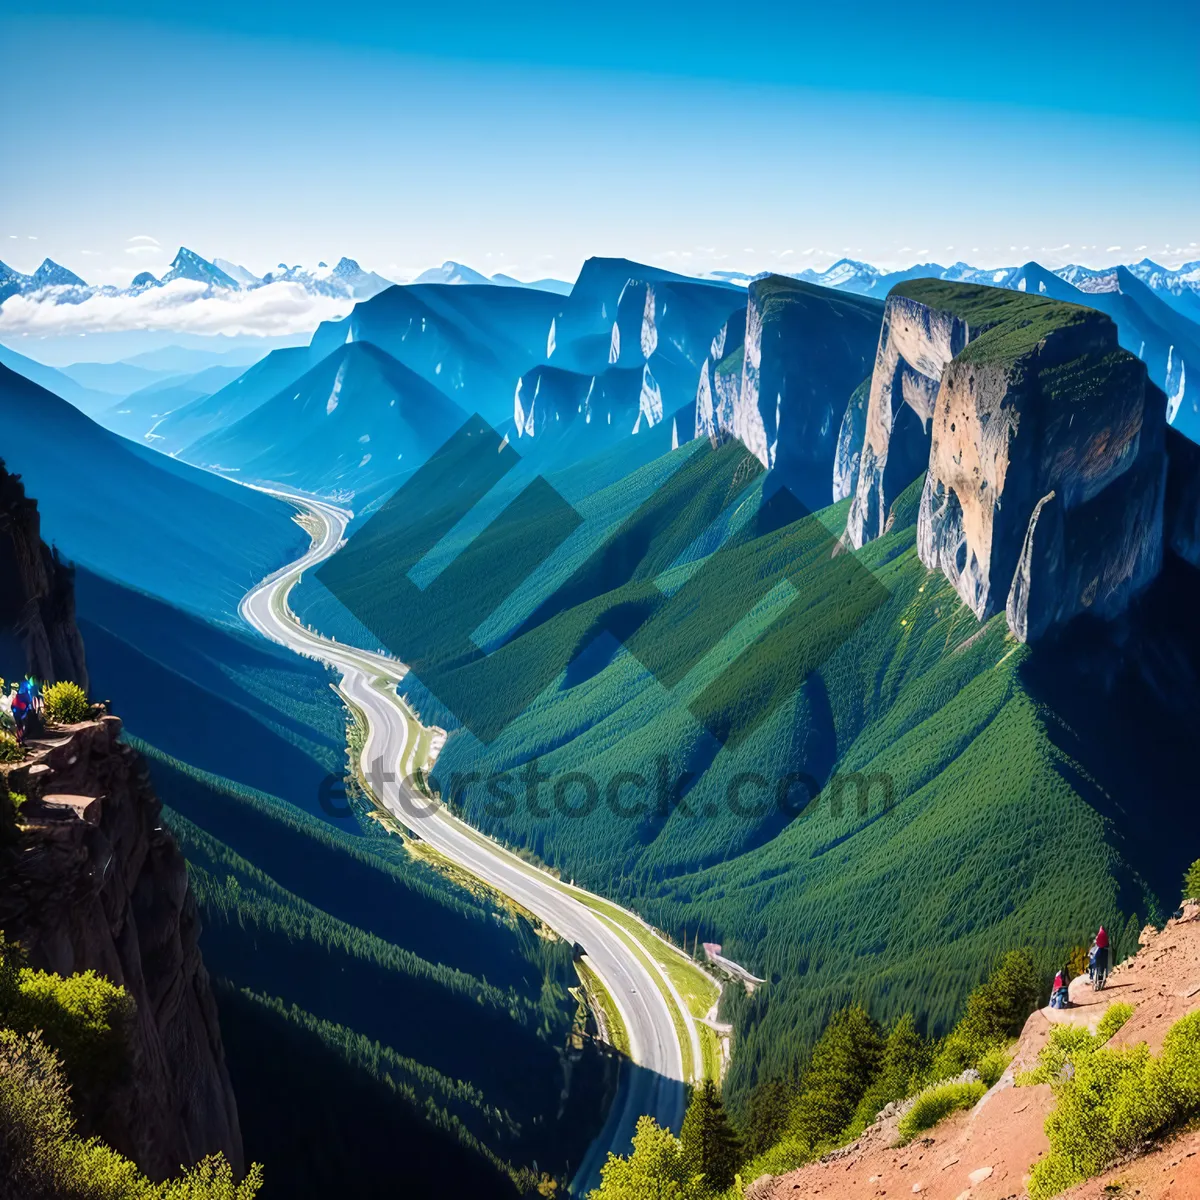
[833,377,871,503]
[846,293,970,547]
[694,278,880,510]
[918,314,1166,641]
[694,309,747,445]
[0,460,88,689]
[0,718,244,1180]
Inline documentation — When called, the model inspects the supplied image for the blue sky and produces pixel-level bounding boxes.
[3,1,1198,285]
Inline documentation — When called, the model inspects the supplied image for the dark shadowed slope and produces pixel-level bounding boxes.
[0,362,306,619]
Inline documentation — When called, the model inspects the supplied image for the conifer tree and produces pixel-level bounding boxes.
[741,1075,796,1158]
[680,1080,740,1193]
[791,1004,883,1149]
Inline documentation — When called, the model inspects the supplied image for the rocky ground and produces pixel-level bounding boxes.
[759,906,1200,1200]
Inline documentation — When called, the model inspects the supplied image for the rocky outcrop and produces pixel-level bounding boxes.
[833,377,871,503]
[0,460,87,689]
[914,298,1166,641]
[695,309,747,446]
[695,278,881,510]
[0,717,243,1180]
[845,291,971,546]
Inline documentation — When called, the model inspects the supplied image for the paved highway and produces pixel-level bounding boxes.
[239,491,688,1194]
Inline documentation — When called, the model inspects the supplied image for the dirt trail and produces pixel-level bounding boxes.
[761,905,1200,1200]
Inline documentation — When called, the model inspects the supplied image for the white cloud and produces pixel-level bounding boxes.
[0,279,349,338]
[127,235,159,245]
[1106,245,1121,252]
[125,243,162,257]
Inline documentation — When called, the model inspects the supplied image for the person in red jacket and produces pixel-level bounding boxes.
[1094,926,1110,978]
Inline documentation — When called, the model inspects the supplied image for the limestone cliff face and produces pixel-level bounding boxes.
[833,377,871,503]
[695,309,747,445]
[846,293,970,547]
[0,460,88,689]
[694,278,880,511]
[0,718,244,1179]
[916,309,1166,642]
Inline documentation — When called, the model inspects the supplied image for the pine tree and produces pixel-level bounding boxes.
[791,1004,884,1150]
[846,1013,930,1135]
[680,1080,741,1193]
[741,1075,796,1158]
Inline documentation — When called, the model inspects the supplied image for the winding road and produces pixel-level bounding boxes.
[239,490,689,1194]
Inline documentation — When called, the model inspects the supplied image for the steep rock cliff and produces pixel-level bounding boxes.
[0,460,87,689]
[694,278,881,510]
[901,282,1167,641]
[845,290,972,547]
[833,376,871,503]
[0,717,243,1179]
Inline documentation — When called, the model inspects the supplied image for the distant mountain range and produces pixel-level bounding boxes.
[772,255,1200,322]
[0,247,396,305]
[412,261,573,294]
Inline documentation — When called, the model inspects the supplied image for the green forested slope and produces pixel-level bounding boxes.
[311,439,1183,1114]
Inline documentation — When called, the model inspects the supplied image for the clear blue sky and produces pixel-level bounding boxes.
[3,0,1197,284]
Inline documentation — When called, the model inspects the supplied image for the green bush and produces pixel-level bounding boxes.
[1095,1003,1135,1043]
[976,1045,1012,1089]
[1018,1002,1137,1091]
[896,1080,986,1142]
[1184,858,1200,902]
[42,679,90,725]
[0,936,133,1096]
[0,731,24,763]
[0,1026,263,1199]
[1027,1009,1200,1199]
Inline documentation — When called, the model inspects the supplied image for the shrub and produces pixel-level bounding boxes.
[0,732,24,763]
[42,679,90,725]
[1095,1003,1135,1043]
[1018,1003,1137,1090]
[0,1026,263,1199]
[1184,858,1200,902]
[5,963,133,1094]
[0,778,24,846]
[976,1045,1012,1089]
[1027,1009,1200,1199]
[896,1080,986,1142]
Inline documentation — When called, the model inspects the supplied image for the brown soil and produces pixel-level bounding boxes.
[761,905,1200,1200]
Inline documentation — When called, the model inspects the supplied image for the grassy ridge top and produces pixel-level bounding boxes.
[890,278,1107,366]
[752,274,886,323]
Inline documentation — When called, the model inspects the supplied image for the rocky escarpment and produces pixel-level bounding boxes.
[921,306,1166,641]
[0,717,243,1179]
[833,376,871,502]
[845,290,971,546]
[845,280,1173,642]
[0,459,87,689]
[694,277,881,510]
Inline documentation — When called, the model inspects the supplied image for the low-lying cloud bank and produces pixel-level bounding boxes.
[0,280,350,338]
